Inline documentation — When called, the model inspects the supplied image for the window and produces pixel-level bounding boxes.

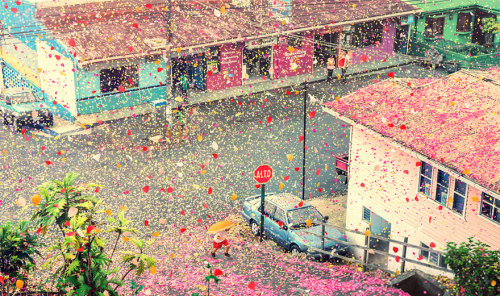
[435,170,450,204]
[417,161,467,215]
[424,16,445,37]
[206,46,220,74]
[452,180,467,214]
[274,208,286,225]
[351,21,384,48]
[100,66,138,94]
[288,33,303,49]
[480,193,500,224]
[264,201,277,217]
[420,243,447,268]
[419,162,433,197]
[362,207,371,222]
[457,12,473,32]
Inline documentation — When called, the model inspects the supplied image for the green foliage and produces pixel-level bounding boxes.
[482,18,500,34]
[0,220,41,281]
[444,237,500,296]
[30,173,156,296]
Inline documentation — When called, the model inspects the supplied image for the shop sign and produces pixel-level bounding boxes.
[246,37,277,49]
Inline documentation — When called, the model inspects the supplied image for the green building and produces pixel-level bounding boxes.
[406,0,500,69]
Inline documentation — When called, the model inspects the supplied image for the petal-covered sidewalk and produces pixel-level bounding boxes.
[118,221,410,296]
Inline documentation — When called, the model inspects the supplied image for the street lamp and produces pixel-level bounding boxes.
[302,81,308,200]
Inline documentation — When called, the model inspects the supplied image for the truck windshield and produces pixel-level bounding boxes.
[10,92,42,104]
[288,207,323,229]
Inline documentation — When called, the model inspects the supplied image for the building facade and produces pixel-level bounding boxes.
[323,69,500,275]
[0,0,417,122]
[406,0,500,68]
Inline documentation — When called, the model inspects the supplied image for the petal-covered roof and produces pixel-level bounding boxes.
[324,69,500,193]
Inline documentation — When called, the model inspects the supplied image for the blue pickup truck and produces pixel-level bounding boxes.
[242,193,349,261]
[0,87,54,131]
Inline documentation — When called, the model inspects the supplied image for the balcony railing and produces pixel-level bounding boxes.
[410,33,499,68]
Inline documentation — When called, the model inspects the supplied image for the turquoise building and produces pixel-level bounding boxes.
[0,0,168,122]
[405,0,500,68]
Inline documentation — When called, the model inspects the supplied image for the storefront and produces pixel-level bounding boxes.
[243,37,276,81]
[314,28,341,66]
[172,51,207,93]
[206,43,243,91]
[272,32,314,79]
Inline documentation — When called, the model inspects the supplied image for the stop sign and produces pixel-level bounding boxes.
[254,165,273,184]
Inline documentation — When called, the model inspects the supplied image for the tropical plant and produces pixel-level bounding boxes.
[482,18,500,34]
[444,237,500,296]
[30,172,156,296]
[191,262,221,296]
[0,220,41,293]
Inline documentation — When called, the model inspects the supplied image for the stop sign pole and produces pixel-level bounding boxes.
[254,165,273,243]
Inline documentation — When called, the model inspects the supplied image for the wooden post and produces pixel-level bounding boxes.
[401,237,408,274]
[363,227,370,272]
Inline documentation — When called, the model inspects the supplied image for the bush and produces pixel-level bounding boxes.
[444,237,500,296]
[0,220,41,291]
[30,172,156,296]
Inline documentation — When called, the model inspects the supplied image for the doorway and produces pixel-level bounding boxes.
[395,25,410,54]
[243,46,272,80]
[368,211,391,269]
[314,32,339,66]
[172,54,206,94]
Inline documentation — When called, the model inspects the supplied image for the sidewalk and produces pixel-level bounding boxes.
[44,53,416,134]
[185,53,416,106]
[306,194,347,229]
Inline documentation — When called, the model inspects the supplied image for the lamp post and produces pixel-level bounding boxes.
[164,0,173,131]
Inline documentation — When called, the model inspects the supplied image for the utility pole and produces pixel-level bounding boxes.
[302,81,308,200]
[164,0,173,135]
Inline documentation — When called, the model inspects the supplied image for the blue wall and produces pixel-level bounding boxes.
[75,58,167,114]
[77,85,166,115]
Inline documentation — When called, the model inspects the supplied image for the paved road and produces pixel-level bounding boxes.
[0,64,444,295]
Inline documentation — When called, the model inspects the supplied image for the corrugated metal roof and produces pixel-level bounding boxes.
[35,0,418,62]
[324,69,500,193]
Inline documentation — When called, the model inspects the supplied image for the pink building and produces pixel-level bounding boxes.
[323,69,500,275]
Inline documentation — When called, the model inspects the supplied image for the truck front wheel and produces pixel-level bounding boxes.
[13,117,23,132]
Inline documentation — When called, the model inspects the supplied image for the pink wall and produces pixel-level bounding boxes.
[272,32,314,79]
[206,43,242,91]
[349,21,396,65]
[347,127,500,249]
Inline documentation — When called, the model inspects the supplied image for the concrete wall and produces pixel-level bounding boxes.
[37,40,77,118]
[346,126,500,275]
